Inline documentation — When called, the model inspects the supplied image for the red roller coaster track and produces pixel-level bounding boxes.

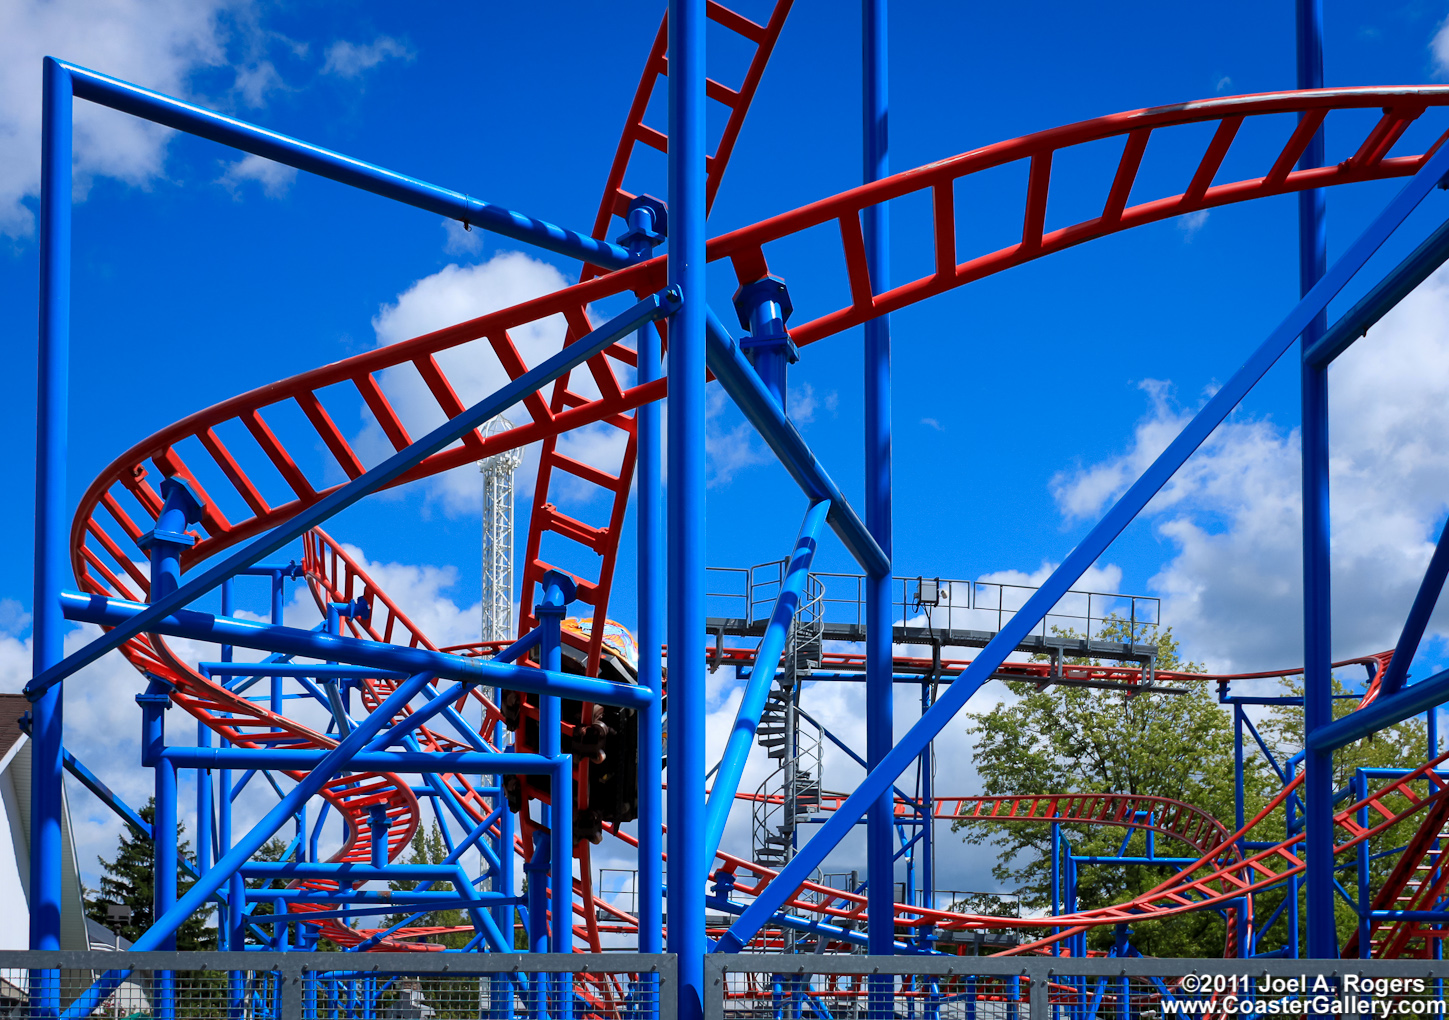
[63,5,1449,955]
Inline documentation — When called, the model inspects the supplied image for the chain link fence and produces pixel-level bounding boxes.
[0,951,672,1020]
[705,955,1449,1020]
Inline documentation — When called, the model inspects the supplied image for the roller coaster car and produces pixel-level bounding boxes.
[501,618,642,845]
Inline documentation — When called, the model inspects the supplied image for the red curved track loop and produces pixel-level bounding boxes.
[742,790,1237,861]
[992,750,1449,957]
[520,0,794,677]
[714,645,1394,697]
[68,89,1449,611]
[516,5,791,940]
[64,86,1449,956]
[301,529,629,956]
[1343,791,1449,959]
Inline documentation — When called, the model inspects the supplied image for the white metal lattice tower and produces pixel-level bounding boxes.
[479,416,523,642]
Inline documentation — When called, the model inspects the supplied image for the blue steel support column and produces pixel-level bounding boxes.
[140,478,202,1020]
[667,0,706,1016]
[624,196,667,955]
[138,477,202,964]
[1355,770,1371,958]
[863,0,895,971]
[492,719,515,1015]
[139,684,176,1019]
[1297,0,1336,960]
[30,57,72,965]
[536,571,575,962]
[1234,704,1247,835]
[1051,822,1061,959]
[918,678,934,950]
[271,570,285,715]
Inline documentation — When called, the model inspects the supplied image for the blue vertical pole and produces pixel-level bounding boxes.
[1296,0,1336,960]
[1051,822,1060,959]
[667,0,706,1017]
[492,712,515,1017]
[271,571,284,714]
[538,571,575,1020]
[1355,770,1370,958]
[637,312,665,948]
[625,197,666,955]
[863,0,895,974]
[197,718,211,878]
[29,57,72,965]
[1234,704,1246,834]
[143,479,200,1018]
[918,678,933,950]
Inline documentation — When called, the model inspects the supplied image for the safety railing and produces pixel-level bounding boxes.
[705,955,1449,1020]
[707,563,1161,644]
[0,951,674,1020]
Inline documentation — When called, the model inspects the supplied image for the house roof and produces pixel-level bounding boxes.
[0,694,27,760]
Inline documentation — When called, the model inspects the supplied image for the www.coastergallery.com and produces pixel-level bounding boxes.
[1164,997,1445,1016]
[1162,976,1445,1016]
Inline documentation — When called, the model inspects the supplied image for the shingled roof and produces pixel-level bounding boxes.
[0,693,27,759]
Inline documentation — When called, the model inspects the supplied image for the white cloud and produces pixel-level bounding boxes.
[1050,266,1449,672]
[231,58,283,108]
[217,152,296,197]
[1178,209,1209,241]
[361,251,624,516]
[1433,17,1449,78]
[0,0,234,237]
[442,218,483,256]
[706,385,771,487]
[0,599,30,635]
[321,36,414,79]
[704,381,830,487]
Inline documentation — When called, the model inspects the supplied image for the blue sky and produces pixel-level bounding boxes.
[5,0,1449,896]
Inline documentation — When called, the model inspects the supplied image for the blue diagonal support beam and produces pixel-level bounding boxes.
[56,60,633,270]
[703,498,830,863]
[713,130,1449,955]
[704,308,888,576]
[26,288,679,700]
[61,748,201,881]
[1308,665,1449,752]
[1304,210,1449,368]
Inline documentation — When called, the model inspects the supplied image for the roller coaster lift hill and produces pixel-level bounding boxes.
[21,0,1449,1017]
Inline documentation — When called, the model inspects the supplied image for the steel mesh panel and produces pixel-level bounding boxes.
[0,966,282,1020]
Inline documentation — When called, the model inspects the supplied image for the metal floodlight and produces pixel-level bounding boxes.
[916,577,941,607]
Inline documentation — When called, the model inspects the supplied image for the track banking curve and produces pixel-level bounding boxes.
[63,52,1449,956]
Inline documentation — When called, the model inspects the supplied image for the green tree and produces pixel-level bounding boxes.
[957,618,1266,957]
[387,821,471,949]
[85,799,214,949]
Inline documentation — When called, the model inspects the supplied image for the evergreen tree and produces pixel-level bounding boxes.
[85,799,214,949]
[956,617,1264,956]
